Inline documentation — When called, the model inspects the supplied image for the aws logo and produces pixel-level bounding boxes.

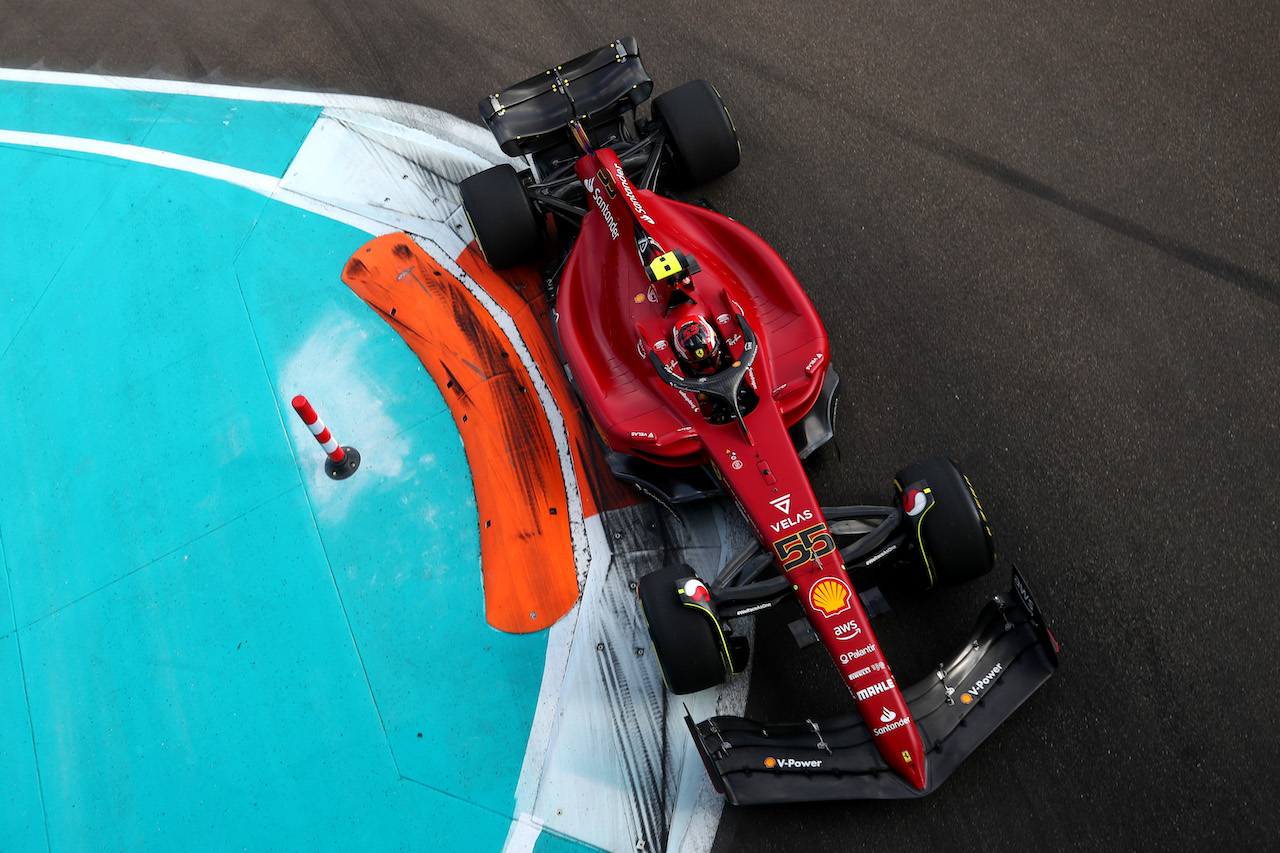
[833,620,863,642]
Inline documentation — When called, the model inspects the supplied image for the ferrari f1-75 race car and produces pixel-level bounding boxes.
[459,38,1059,804]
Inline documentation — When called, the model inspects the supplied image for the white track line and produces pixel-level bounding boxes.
[0,129,282,195]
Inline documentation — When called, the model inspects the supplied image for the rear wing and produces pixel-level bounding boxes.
[688,566,1060,804]
[479,36,653,157]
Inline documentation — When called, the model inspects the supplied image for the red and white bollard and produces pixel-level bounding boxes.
[291,395,360,480]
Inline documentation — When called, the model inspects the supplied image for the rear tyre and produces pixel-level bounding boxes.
[893,456,995,589]
[638,565,728,694]
[458,164,542,269]
[652,80,741,186]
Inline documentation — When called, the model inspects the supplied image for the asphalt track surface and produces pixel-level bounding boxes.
[5,3,1278,851]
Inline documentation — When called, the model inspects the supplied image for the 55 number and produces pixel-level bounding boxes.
[773,523,836,571]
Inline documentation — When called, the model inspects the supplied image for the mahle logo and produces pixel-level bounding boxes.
[855,678,895,701]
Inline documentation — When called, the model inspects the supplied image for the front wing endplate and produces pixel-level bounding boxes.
[688,567,1059,804]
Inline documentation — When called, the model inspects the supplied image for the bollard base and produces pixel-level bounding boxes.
[325,447,361,480]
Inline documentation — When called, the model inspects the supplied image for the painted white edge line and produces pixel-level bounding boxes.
[0,129,282,196]
[0,128,409,242]
[502,514,609,853]
[3,65,432,110]
[0,66,511,165]
[504,812,546,853]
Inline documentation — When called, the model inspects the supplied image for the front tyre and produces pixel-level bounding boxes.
[893,456,995,589]
[458,164,542,269]
[637,565,728,695]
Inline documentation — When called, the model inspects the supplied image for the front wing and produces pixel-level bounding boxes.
[686,567,1059,804]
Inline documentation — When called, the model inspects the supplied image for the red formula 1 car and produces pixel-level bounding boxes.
[460,38,1058,804]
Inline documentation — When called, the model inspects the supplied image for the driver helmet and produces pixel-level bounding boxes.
[673,315,722,375]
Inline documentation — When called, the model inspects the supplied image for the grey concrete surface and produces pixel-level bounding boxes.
[5,2,1277,850]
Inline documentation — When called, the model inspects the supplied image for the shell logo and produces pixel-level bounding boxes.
[960,693,973,704]
[810,577,852,617]
[764,757,777,768]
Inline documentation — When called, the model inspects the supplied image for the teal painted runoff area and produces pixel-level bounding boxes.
[0,80,572,851]
[0,80,321,176]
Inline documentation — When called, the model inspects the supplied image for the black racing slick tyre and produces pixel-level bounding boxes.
[652,80,741,186]
[638,565,727,695]
[458,164,542,269]
[893,456,995,589]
